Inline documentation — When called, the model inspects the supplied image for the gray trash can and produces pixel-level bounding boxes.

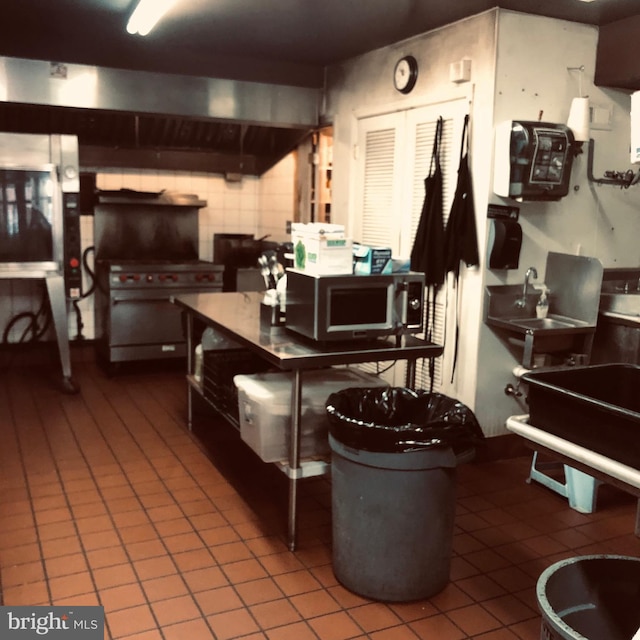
[326,387,483,602]
[537,555,640,640]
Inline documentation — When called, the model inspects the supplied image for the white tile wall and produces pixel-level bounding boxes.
[259,153,297,243]
[0,153,297,344]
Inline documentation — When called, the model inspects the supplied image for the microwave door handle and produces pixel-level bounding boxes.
[397,282,408,333]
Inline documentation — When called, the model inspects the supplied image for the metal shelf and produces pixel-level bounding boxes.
[188,374,240,430]
[187,374,329,478]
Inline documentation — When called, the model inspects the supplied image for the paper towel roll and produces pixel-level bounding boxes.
[567,97,590,142]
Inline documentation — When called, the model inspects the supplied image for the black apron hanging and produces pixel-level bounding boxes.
[444,114,479,278]
[444,114,479,382]
[410,117,446,392]
[410,116,446,287]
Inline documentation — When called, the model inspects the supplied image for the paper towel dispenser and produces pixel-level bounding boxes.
[487,204,521,270]
[494,121,575,201]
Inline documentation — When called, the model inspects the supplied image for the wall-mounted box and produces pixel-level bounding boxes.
[493,121,575,201]
[450,59,472,83]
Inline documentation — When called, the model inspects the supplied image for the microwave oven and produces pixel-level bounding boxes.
[285,269,425,342]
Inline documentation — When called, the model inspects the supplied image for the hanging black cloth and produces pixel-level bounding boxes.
[444,114,479,278]
[410,117,445,392]
[410,116,446,288]
[444,114,479,382]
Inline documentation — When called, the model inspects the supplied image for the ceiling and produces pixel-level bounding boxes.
[1,0,640,87]
[1,0,640,175]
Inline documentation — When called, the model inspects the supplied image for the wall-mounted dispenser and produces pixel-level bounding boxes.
[487,204,521,270]
[494,121,575,201]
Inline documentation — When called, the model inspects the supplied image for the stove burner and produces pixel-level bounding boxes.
[96,259,224,291]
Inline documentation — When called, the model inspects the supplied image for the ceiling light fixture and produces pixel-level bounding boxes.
[126,0,179,36]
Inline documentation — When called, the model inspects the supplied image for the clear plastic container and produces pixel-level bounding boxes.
[233,368,388,463]
[194,344,204,383]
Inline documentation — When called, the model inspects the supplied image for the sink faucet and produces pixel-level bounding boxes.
[516,266,538,308]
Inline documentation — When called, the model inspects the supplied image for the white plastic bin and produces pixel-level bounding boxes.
[234,368,388,463]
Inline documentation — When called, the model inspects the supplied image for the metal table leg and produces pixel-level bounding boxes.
[46,273,78,394]
[185,311,194,430]
[405,358,417,389]
[287,369,303,551]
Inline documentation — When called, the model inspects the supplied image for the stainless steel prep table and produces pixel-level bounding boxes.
[173,291,443,551]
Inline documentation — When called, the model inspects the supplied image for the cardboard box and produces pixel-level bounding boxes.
[353,244,393,275]
[234,368,388,463]
[291,223,353,275]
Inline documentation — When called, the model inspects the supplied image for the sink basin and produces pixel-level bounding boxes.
[486,313,588,334]
[484,284,591,335]
[485,309,594,368]
[483,253,603,367]
[600,292,640,317]
[485,253,602,329]
[509,317,578,330]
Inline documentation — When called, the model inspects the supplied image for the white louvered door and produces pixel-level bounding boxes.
[354,100,468,391]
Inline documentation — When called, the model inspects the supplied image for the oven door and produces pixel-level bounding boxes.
[108,289,186,352]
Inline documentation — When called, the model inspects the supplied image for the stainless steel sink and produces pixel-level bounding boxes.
[483,253,603,367]
[600,291,640,317]
[484,253,603,333]
[484,306,595,367]
[509,317,581,330]
[484,284,590,334]
[485,313,588,335]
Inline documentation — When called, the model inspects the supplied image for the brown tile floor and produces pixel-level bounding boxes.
[1,354,639,639]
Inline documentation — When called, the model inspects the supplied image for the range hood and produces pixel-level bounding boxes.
[0,56,320,176]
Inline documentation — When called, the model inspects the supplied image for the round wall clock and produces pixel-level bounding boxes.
[394,55,418,94]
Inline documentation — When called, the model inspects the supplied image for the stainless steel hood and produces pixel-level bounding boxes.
[0,56,320,176]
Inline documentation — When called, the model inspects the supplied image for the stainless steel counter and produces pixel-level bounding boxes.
[173,291,443,551]
[173,291,442,371]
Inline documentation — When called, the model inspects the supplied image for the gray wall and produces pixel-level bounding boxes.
[323,9,640,438]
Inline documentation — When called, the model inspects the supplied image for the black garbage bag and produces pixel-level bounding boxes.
[326,387,484,453]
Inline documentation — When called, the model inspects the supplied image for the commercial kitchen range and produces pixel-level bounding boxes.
[93,189,222,372]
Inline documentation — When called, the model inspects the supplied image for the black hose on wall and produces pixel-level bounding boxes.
[1,245,97,345]
[2,283,51,345]
[71,245,97,340]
